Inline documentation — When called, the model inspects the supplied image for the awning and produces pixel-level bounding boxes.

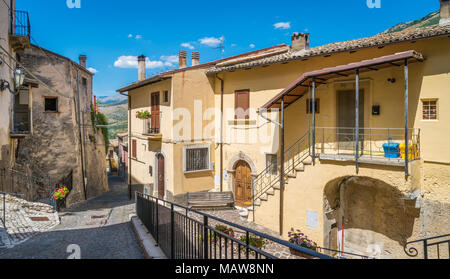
[261,50,424,110]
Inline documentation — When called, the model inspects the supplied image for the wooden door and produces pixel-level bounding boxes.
[157,154,165,199]
[151,92,160,133]
[234,161,252,205]
[337,90,364,154]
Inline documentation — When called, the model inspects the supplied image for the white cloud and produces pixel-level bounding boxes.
[199,37,222,47]
[128,34,133,38]
[87,67,98,74]
[231,44,237,47]
[135,35,143,39]
[181,43,195,50]
[160,55,178,65]
[274,22,291,29]
[249,44,255,49]
[114,55,176,69]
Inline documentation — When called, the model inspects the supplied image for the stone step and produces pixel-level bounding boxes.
[266,189,275,195]
[303,157,313,165]
[254,200,261,206]
[295,166,305,172]
[247,206,254,212]
[260,194,268,201]
[287,173,296,178]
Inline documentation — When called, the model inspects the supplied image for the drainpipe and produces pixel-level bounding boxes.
[120,91,132,199]
[280,98,285,236]
[216,74,224,192]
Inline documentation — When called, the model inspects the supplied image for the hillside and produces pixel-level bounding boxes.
[98,95,128,139]
[382,11,440,34]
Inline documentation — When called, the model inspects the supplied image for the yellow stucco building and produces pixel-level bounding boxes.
[118,12,450,258]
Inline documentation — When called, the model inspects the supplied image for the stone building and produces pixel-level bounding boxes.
[9,45,109,204]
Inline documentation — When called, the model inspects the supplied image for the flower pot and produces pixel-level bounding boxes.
[289,247,316,259]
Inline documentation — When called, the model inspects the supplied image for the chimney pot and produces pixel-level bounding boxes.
[291,33,309,52]
[191,51,200,66]
[440,0,450,26]
[179,50,187,69]
[79,55,87,68]
[138,55,146,81]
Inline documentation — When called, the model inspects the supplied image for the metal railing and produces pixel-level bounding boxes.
[143,113,161,135]
[315,127,420,162]
[10,10,31,37]
[136,193,334,259]
[252,131,310,202]
[404,234,450,259]
[1,192,25,230]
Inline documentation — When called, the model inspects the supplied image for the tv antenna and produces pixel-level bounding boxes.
[214,35,225,59]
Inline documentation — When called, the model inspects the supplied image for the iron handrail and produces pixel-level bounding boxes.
[136,192,334,259]
[404,234,450,259]
[10,10,31,38]
[252,131,310,202]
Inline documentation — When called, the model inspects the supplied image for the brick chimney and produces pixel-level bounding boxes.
[79,55,87,68]
[291,33,309,52]
[440,0,450,26]
[191,51,200,66]
[179,50,187,69]
[138,55,146,81]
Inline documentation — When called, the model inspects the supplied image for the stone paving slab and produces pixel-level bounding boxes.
[0,176,144,259]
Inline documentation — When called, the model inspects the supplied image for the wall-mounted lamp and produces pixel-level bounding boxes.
[387,78,396,84]
[0,68,26,94]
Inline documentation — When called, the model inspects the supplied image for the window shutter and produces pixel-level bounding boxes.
[235,90,250,119]
[132,139,137,158]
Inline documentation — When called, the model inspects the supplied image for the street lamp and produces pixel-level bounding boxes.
[0,68,26,94]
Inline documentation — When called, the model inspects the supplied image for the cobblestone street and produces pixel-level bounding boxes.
[0,176,144,259]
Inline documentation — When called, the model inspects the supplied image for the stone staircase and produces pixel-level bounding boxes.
[240,132,313,220]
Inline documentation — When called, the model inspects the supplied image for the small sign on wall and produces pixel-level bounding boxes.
[306,210,318,229]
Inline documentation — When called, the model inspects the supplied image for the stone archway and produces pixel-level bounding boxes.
[226,152,257,203]
[323,176,420,258]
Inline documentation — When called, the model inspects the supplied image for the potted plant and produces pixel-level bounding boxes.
[288,229,318,259]
[53,185,70,200]
[239,234,266,255]
[136,110,150,120]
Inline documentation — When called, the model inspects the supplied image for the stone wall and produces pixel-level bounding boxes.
[13,45,108,204]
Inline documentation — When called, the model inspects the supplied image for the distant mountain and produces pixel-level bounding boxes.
[98,94,128,105]
[97,94,128,139]
[382,11,440,34]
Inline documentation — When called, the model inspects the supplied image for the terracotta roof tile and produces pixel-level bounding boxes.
[206,25,450,74]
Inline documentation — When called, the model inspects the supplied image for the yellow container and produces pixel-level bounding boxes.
[399,143,418,159]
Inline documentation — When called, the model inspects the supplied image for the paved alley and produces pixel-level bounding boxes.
[0,176,144,259]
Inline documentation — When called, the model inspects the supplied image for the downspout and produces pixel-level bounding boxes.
[216,74,224,192]
[120,91,132,199]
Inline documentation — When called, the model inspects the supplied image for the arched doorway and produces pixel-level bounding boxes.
[323,176,420,258]
[157,153,165,199]
[234,160,252,206]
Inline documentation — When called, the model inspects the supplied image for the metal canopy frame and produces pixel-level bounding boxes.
[263,50,424,185]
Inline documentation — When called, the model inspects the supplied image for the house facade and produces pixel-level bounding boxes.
[0,0,29,171]
[118,2,450,258]
[206,10,450,258]
[0,42,108,204]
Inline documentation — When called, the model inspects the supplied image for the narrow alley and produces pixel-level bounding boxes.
[0,176,144,259]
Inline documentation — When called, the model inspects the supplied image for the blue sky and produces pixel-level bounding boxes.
[16,0,439,97]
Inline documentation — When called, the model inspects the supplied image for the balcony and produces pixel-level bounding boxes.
[315,127,420,167]
[9,10,31,51]
[143,113,162,139]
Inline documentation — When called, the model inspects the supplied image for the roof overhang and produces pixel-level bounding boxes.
[116,75,171,93]
[261,50,425,110]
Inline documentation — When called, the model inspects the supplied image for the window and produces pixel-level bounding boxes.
[163,91,169,103]
[265,154,278,175]
[184,145,210,172]
[132,139,137,159]
[306,99,320,114]
[235,90,250,119]
[82,77,87,86]
[422,99,437,120]
[44,97,58,112]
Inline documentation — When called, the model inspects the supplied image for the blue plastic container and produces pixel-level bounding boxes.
[382,142,400,158]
